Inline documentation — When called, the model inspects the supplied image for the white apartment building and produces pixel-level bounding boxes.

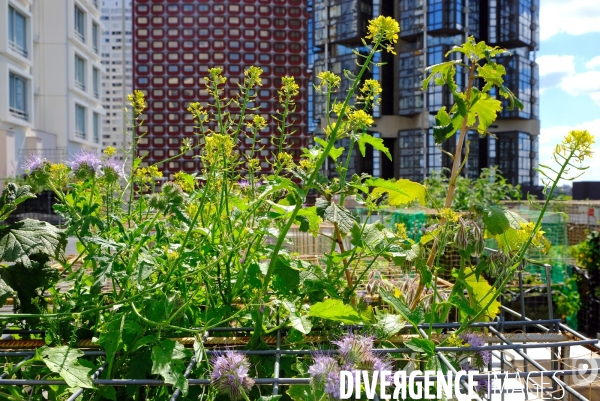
[100,0,131,149]
[0,0,103,186]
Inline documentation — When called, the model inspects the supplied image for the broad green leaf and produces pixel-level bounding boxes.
[469,93,502,134]
[295,207,322,234]
[0,183,36,221]
[405,338,436,357]
[358,133,392,161]
[309,299,364,324]
[282,299,312,334]
[314,137,344,161]
[478,62,506,92]
[273,256,300,295]
[368,178,426,206]
[151,339,189,395]
[0,257,59,313]
[350,222,386,249]
[375,313,406,338]
[379,288,424,327]
[288,385,318,401]
[0,278,13,307]
[322,203,358,234]
[423,61,460,91]
[463,267,501,320]
[38,346,94,388]
[0,219,66,268]
[480,205,510,235]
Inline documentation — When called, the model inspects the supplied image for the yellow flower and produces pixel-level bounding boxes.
[203,134,235,166]
[188,102,209,124]
[244,66,263,87]
[440,208,460,223]
[248,158,260,171]
[347,109,374,130]
[276,152,294,168]
[207,67,227,85]
[365,16,400,53]
[103,146,117,156]
[278,76,300,102]
[316,71,341,91]
[359,79,383,104]
[247,115,268,130]
[555,129,595,162]
[127,90,147,115]
[299,158,315,173]
[174,171,195,193]
[394,223,408,240]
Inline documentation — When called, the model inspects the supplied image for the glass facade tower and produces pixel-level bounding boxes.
[310,0,540,186]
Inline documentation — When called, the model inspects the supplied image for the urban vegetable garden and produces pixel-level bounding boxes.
[0,16,599,401]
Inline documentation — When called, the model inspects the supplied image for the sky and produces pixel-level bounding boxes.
[537,0,600,183]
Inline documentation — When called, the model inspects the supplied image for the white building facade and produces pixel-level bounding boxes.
[100,0,131,149]
[0,0,103,187]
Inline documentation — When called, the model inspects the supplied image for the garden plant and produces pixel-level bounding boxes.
[0,16,596,401]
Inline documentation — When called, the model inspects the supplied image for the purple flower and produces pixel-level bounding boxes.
[237,180,250,190]
[460,333,491,365]
[100,157,125,182]
[333,334,374,366]
[23,154,45,173]
[324,371,341,398]
[211,351,254,401]
[308,355,339,387]
[69,150,102,178]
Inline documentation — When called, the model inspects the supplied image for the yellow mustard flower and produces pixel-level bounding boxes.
[365,16,400,53]
[440,208,460,223]
[316,71,341,91]
[555,129,595,162]
[127,90,147,115]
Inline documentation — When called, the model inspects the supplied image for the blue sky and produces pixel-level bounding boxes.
[537,0,600,183]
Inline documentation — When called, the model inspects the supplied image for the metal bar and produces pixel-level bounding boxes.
[170,357,197,401]
[501,306,552,332]
[489,326,590,401]
[0,355,32,379]
[273,324,281,396]
[65,362,108,401]
[518,271,529,400]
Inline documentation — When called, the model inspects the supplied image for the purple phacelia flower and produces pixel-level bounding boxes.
[100,157,125,182]
[69,150,102,178]
[460,333,491,365]
[237,180,250,190]
[23,154,46,174]
[324,370,341,398]
[333,334,374,366]
[308,355,339,387]
[211,351,254,401]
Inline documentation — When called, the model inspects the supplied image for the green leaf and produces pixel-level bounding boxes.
[282,299,312,334]
[378,288,424,327]
[405,338,436,357]
[295,207,322,234]
[309,299,364,324]
[322,203,357,234]
[0,183,36,221]
[423,60,460,91]
[477,62,506,92]
[368,178,426,206]
[0,219,66,268]
[375,312,406,337]
[38,346,94,388]
[287,385,317,401]
[258,396,283,401]
[432,107,464,144]
[273,256,300,295]
[480,205,510,235]
[463,267,501,320]
[151,339,189,396]
[350,222,386,250]
[314,137,344,161]
[0,278,13,307]
[358,133,392,161]
[469,92,502,134]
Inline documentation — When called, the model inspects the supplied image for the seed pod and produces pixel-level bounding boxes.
[470,222,485,257]
[454,221,469,250]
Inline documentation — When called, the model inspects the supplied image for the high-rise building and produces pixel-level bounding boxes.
[132,0,311,178]
[0,0,103,186]
[311,0,540,186]
[100,0,132,150]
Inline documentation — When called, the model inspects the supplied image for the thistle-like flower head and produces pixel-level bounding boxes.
[100,157,124,183]
[23,154,46,174]
[211,351,254,401]
[308,355,339,388]
[460,333,491,365]
[333,334,374,366]
[70,150,102,179]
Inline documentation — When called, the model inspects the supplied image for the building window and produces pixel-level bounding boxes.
[92,67,99,98]
[75,55,86,90]
[92,22,99,53]
[9,72,28,120]
[75,104,86,139]
[93,112,100,144]
[75,5,86,42]
[8,5,28,57]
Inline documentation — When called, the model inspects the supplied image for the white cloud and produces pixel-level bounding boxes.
[536,55,575,93]
[536,55,600,107]
[539,119,600,183]
[585,56,600,69]
[540,0,600,41]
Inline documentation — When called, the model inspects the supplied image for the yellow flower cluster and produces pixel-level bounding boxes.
[555,129,595,162]
[359,79,383,104]
[394,223,408,240]
[248,158,260,171]
[207,67,227,85]
[204,134,234,165]
[187,102,209,124]
[244,66,263,87]
[127,90,147,115]
[276,151,294,169]
[316,71,341,91]
[246,115,268,130]
[347,109,374,131]
[174,171,195,193]
[49,163,69,189]
[134,165,162,187]
[103,146,117,156]
[299,158,315,173]
[365,16,400,54]
[278,76,300,102]
[440,208,460,223]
